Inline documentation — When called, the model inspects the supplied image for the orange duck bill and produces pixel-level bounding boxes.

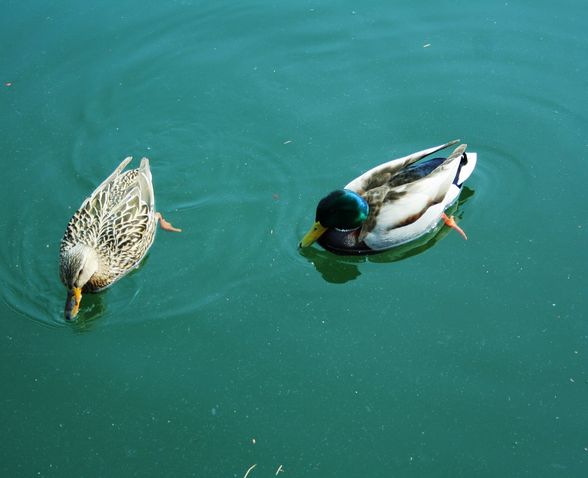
[64,287,82,321]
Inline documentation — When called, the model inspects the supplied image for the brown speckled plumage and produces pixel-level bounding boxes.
[59,157,157,292]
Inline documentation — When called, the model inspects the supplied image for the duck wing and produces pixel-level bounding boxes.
[97,158,157,274]
[358,144,467,247]
[345,139,460,194]
[60,157,133,253]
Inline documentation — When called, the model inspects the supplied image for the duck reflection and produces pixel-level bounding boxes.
[68,293,107,332]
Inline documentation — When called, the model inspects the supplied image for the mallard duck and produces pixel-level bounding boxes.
[299,139,477,254]
[59,157,180,320]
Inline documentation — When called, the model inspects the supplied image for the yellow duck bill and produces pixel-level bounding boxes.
[299,221,327,248]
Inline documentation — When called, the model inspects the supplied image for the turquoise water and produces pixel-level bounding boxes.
[1,0,587,476]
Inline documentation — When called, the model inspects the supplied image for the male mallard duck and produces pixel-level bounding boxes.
[59,157,180,320]
[299,139,477,254]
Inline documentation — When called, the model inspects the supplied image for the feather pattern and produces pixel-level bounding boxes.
[59,157,157,292]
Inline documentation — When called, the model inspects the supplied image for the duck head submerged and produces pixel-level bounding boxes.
[60,243,99,320]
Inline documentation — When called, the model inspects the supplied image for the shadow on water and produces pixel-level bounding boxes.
[300,187,475,283]
[67,293,107,333]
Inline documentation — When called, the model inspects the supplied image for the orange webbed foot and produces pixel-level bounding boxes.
[156,212,182,232]
[441,212,467,240]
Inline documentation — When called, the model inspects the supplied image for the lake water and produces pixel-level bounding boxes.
[1,1,587,476]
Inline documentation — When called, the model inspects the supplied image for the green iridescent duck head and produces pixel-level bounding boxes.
[299,189,369,247]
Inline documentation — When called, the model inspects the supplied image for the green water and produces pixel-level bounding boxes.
[1,0,587,476]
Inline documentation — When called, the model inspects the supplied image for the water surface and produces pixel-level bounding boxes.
[1,1,587,476]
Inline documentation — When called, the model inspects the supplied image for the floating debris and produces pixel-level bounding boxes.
[243,464,256,478]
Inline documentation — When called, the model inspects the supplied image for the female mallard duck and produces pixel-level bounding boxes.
[59,157,180,320]
[299,139,477,254]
